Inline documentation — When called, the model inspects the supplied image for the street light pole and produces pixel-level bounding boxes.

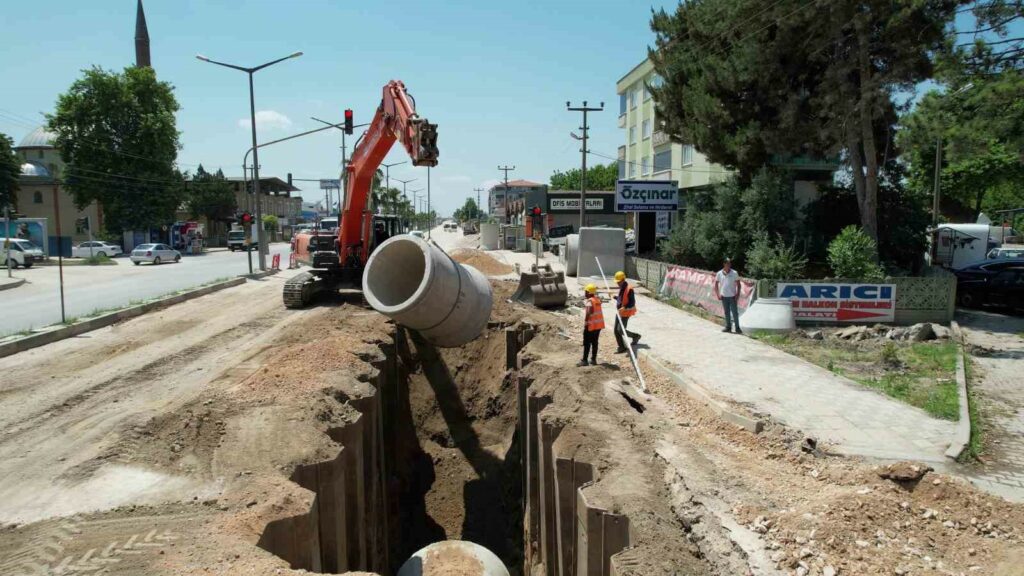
[197,51,302,271]
[567,101,604,230]
[395,178,417,231]
[381,161,407,215]
[427,165,432,239]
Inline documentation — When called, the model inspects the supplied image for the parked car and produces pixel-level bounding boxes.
[954,258,1024,309]
[0,238,45,268]
[130,243,181,265]
[986,246,1024,260]
[71,241,122,258]
[409,230,426,239]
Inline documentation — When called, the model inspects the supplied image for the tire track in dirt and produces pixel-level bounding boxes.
[0,314,285,443]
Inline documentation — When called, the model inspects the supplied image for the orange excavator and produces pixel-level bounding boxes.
[284,80,438,308]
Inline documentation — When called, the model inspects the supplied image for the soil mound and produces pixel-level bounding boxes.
[450,249,514,276]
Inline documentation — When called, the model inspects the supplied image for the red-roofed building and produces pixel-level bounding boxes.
[488,179,547,223]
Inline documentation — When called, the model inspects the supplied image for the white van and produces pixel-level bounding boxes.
[0,238,45,268]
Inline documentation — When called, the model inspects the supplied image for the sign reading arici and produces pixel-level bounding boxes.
[615,180,679,212]
[777,282,897,323]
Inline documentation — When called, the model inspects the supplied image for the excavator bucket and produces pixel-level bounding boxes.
[513,264,568,309]
[412,120,439,167]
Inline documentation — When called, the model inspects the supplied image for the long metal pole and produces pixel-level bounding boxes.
[594,256,646,392]
[53,184,66,323]
[427,166,431,239]
[933,137,942,227]
[247,72,267,271]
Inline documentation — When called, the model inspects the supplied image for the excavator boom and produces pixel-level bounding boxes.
[339,80,438,264]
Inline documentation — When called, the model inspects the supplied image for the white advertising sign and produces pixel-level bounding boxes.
[615,180,679,212]
[777,283,897,323]
[319,179,341,189]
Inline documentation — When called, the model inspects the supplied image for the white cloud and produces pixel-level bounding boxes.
[238,110,293,131]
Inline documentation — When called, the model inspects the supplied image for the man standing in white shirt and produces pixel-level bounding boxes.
[713,258,743,334]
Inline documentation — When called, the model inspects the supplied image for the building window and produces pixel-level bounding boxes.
[650,74,664,89]
[642,119,652,140]
[618,159,626,180]
[628,161,636,178]
[629,126,636,144]
[654,149,672,173]
[641,156,650,176]
[643,84,651,101]
[619,93,627,116]
[33,191,43,204]
[629,89,638,110]
[682,144,694,166]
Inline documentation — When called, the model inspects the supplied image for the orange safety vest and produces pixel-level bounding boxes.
[619,284,637,318]
[585,296,605,331]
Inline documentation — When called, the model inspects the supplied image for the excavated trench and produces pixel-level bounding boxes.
[256,322,525,575]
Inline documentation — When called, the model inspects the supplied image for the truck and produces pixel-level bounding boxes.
[227,226,260,252]
[0,238,45,268]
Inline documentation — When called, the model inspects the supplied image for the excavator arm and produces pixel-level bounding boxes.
[339,80,438,264]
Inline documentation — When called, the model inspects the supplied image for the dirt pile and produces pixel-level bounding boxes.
[450,249,514,276]
[639,358,1024,576]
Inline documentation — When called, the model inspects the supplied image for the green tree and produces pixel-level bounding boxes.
[187,165,237,222]
[0,133,19,210]
[550,162,618,190]
[899,69,1024,222]
[745,233,807,279]
[453,197,481,222]
[262,214,279,231]
[47,66,182,235]
[827,225,885,280]
[649,0,961,249]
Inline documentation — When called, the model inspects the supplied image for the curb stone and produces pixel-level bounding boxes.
[945,321,972,460]
[0,277,247,360]
[639,349,765,434]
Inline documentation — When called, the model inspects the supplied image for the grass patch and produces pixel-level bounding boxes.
[1017,331,1024,340]
[962,354,984,462]
[755,333,961,421]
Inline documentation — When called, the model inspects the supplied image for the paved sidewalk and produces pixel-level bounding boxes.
[957,310,1024,503]
[0,276,26,291]
[624,295,958,463]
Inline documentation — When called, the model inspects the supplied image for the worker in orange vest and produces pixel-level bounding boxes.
[579,283,604,367]
[613,271,641,353]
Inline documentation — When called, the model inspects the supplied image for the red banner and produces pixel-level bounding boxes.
[658,265,756,318]
[271,254,281,270]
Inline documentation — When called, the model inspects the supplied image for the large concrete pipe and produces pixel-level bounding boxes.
[363,235,493,348]
[397,540,510,576]
[563,233,580,277]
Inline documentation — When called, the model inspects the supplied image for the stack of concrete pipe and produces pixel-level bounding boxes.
[560,233,580,276]
[363,235,493,347]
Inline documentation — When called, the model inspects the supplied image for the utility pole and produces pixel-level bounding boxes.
[497,165,515,224]
[381,161,407,215]
[473,187,484,219]
[567,101,603,230]
[427,166,432,239]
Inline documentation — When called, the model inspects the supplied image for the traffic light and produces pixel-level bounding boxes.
[344,109,353,135]
[241,212,253,225]
[532,206,542,216]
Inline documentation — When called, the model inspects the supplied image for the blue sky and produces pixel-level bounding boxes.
[0,0,678,215]
[1,2,1015,215]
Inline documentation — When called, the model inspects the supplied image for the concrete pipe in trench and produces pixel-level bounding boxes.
[563,233,579,277]
[397,540,510,576]
[363,235,493,348]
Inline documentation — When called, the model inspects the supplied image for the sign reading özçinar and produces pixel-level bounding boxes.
[777,283,897,323]
[615,180,679,212]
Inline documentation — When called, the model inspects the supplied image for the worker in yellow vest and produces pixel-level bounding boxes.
[579,284,604,366]
[613,271,641,353]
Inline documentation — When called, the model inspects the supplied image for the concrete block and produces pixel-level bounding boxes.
[576,228,624,280]
[481,223,500,250]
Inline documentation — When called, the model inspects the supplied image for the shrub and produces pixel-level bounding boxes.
[745,232,807,279]
[827,226,885,280]
[84,253,111,266]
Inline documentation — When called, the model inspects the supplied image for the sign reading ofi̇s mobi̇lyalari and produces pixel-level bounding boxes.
[615,180,679,212]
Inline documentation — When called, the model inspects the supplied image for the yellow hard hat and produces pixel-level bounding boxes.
[614,271,626,282]
[584,283,597,294]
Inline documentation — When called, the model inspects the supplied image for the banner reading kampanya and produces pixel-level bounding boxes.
[659,265,756,318]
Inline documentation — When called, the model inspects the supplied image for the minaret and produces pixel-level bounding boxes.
[135,0,151,68]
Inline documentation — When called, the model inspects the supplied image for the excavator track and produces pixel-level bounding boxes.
[283,271,317,309]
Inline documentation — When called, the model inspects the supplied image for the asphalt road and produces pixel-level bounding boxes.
[0,244,292,335]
